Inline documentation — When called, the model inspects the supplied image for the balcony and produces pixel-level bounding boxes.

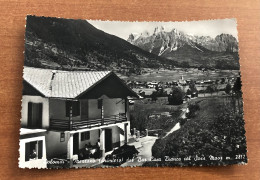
[50,113,127,131]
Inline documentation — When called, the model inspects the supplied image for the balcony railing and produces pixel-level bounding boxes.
[50,113,127,131]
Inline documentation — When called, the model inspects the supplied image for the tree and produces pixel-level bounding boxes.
[189,80,198,97]
[186,88,192,95]
[186,103,200,119]
[233,77,242,96]
[180,61,190,68]
[155,84,167,97]
[206,85,217,96]
[233,77,242,113]
[151,91,158,102]
[168,86,184,105]
[225,83,232,95]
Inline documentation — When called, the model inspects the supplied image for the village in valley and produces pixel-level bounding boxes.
[19,16,247,169]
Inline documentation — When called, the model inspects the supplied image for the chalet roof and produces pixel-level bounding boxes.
[23,67,137,99]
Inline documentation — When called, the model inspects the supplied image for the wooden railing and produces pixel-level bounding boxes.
[50,113,127,131]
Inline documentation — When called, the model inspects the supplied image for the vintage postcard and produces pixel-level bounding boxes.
[19,16,247,168]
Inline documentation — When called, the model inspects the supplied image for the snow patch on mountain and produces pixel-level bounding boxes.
[127,26,238,53]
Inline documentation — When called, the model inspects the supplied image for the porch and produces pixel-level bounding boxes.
[66,123,129,167]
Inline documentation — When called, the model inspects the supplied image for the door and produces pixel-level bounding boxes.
[73,133,79,155]
[28,102,43,128]
[80,100,88,119]
[105,129,112,152]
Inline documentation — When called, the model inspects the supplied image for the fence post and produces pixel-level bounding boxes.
[136,130,140,139]
[69,106,73,130]
[145,129,148,136]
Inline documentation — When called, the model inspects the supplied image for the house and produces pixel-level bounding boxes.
[178,76,187,86]
[146,81,159,88]
[20,67,138,168]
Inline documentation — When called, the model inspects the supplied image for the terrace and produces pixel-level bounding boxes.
[50,113,127,131]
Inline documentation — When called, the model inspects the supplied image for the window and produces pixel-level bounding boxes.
[66,101,80,117]
[60,133,65,142]
[25,140,43,161]
[81,132,90,141]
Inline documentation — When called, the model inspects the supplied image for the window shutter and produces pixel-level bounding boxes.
[27,102,32,127]
[65,101,71,117]
[38,141,43,159]
[25,142,30,161]
[66,101,80,117]
[86,131,90,140]
[72,101,80,116]
[81,133,84,141]
[38,103,43,128]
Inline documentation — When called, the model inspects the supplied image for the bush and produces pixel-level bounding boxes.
[225,83,232,94]
[130,112,148,131]
[186,103,200,119]
[179,118,187,126]
[150,91,158,102]
[151,139,166,158]
[150,98,247,166]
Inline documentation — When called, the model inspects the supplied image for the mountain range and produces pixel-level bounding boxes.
[24,16,173,72]
[127,26,240,69]
[24,16,240,72]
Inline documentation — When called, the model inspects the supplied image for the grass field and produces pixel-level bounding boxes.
[130,97,185,113]
[129,97,183,134]
[119,68,239,82]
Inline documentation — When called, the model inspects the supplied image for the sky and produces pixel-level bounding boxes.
[88,19,238,40]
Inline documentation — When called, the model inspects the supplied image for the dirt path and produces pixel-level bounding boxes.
[163,122,181,138]
[162,105,188,139]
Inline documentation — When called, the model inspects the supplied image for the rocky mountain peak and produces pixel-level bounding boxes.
[141,30,150,37]
[153,26,165,35]
[128,27,238,53]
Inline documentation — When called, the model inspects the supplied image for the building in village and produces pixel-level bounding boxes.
[19,67,138,168]
[178,75,187,86]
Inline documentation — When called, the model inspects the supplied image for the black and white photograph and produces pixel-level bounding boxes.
[19,15,247,169]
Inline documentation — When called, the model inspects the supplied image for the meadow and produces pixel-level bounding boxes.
[119,68,239,82]
[146,96,247,166]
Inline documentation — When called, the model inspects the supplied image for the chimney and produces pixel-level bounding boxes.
[49,70,57,90]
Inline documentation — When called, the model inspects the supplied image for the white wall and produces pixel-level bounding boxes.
[88,98,126,120]
[103,98,125,117]
[45,131,69,158]
[19,136,47,169]
[114,123,130,145]
[21,96,49,128]
[110,126,120,145]
[103,122,130,149]
[88,99,102,120]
